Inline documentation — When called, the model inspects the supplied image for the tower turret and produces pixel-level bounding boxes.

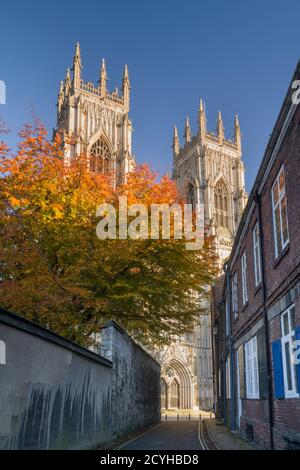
[234,113,242,152]
[172,125,180,156]
[100,58,107,98]
[64,68,71,96]
[217,110,224,144]
[184,116,191,143]
[57,80,64,113]
[72,42,82,89]
[122,64,130,108]
[198,98,206,138]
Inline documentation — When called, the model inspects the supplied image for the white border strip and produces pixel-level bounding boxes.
[198,419,208,450]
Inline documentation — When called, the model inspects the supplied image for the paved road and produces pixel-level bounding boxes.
[119,421,204,450]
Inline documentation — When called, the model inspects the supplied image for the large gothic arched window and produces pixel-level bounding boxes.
[90,137,111,174]
[214,179,229,229]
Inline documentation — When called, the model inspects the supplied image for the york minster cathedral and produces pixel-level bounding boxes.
[160,103,247,410]
[56,44,247,411]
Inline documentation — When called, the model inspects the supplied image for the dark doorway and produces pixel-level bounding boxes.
[170,378,180,408]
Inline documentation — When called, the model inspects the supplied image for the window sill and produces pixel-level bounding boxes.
[254,282,262,296]
[283,393,299,399]
[273,243,290,269]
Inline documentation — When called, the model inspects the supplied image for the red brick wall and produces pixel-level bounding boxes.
[231,205,264,337]
[240,401,270,449]
[268,296,300,449]
[228,102,300,449]
[261,104,300,307]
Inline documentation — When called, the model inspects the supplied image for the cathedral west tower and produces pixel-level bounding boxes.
[173,100,247,262]
[160,101,247,411]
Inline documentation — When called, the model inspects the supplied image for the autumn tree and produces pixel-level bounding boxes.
[0,123,217,347]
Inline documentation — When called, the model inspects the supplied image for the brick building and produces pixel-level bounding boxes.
[212,60,300,449]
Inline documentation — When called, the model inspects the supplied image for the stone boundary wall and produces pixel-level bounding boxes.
[101,321,161,439]
[0,309,160,449]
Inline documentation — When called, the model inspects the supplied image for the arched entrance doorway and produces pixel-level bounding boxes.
[161,357,194,410]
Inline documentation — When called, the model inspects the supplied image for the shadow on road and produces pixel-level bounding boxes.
[117,421,203,450]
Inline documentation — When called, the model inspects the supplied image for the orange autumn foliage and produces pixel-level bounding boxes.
[0,122,217,347]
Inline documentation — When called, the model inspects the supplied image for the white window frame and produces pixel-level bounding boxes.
[281,304,299,398]
[232,272,239,319]
[271,165,289,258]
[253,222,262,287]
[0,340,6,365]
[245,336,259,399]
[226,356,231,399]
[241,251,248,305]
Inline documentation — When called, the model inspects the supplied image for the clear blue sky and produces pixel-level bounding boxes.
[0,0,299,190]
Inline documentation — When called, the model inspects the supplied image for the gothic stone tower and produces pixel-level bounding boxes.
[160,101,247,411]
[56,43,135,185]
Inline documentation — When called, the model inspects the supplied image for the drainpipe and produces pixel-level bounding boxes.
[255,191,274,450]
[218,302,225,422]
[211,304,216,413]
[219,300,226,423]
[224,262,236,431]
[222,354,226,424]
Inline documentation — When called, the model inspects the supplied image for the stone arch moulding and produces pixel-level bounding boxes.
[87,130,114,157]
[213,174,230,192]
